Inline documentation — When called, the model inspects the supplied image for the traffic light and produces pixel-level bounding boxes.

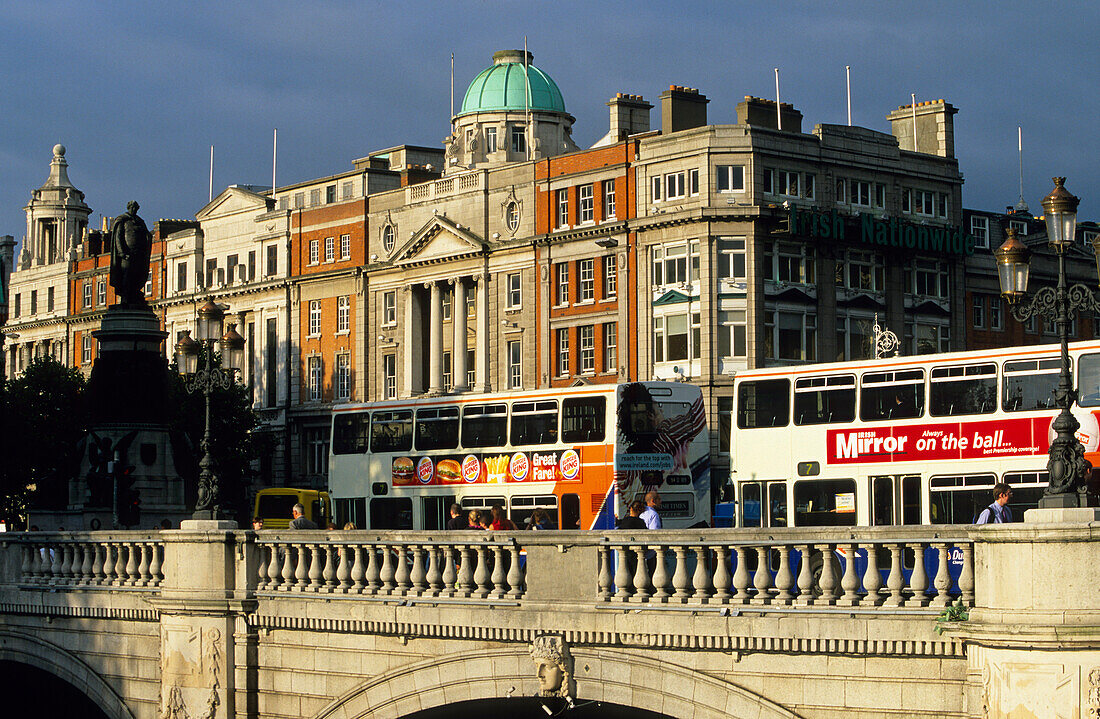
[116,465,140,527]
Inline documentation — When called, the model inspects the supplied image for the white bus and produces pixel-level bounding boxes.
[329,382,710,530]
[729,340,1100,528]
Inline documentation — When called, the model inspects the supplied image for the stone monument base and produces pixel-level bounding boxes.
[1024,507,1100,523]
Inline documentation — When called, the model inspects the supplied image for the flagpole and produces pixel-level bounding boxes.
[208,145,214,203]
[524,37,531,161]
[272,129,278,203]
[774,68,782,131]
[911,93,917,151]
[845,65,852,126]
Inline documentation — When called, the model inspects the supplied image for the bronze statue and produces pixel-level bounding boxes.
[109,201,152,305]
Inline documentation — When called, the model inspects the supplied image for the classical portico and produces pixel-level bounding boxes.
[404,273,490,397]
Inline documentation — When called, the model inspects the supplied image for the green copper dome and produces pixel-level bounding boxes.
[458,50,567,117]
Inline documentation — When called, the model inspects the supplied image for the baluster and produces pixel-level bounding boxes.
[750,546,772,604]
[883,543,905,607]
[126,542,141,585]
[931,542,952,607]
[53,544,68,584]
[114,542,128,586]
[772,545,793,604]
[613,546,633,601]
[336,545,351,592]
[597,545,612,600]
[93,543,107,585]
[861,543,883,606]
[631,545,651,601]
[293,543,309,590]
[411,546,428,595]
[380,546,396,595]
[692,546,712,603]
[456,546,474,597]
[265,544,280,589]
[20,545,31,583]
[68,543,82,582]
[321,544,337,591]
[254,543,269,590]
[838,543,861,606]
[442,546,458,597]
[96,544,111,585]
[489,546,506,599]
[80,542,95,585]
[26,544,39,584]
[425,547,442,596]
[651,545,671,601]
[138,543,152,587]
[958,543,975,606]
[361,545,377,592]
[394,544,411,595]
[149,543,163,586]
[815,545,837,605]
[793,544,814,605]
[672,546,691,602]
[710,546,731,601]
[731,546,751,603]
[473,544,491,598]
[907,543,929,607]
[280,542,295,590]
[506,545,523,599]
[308,544,324,591]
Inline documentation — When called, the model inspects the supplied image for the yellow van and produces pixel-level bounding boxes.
[253,488,332,529]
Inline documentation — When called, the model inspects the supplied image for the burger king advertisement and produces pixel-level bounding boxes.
[391,449,582,486]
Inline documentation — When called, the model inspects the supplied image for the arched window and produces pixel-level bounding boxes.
[506,202,520,232]
[383,225,395,253]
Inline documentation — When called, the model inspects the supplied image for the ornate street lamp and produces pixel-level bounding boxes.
[996,178,1100,508]
[175,301,245,521]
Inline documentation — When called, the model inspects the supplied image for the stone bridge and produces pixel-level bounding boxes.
[0,521,1097,718]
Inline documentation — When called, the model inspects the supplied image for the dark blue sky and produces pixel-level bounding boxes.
[2,1,1098,245]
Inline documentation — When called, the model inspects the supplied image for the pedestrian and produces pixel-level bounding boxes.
[527,508,553,530]
[617,500,647,530]
[489,504,515,530]
[445,503,467,530]
[343,522,356,530]
[639,490,663,529]
[975,483,1013,524]
[289,503,318,530]
[252,517,264,531]
[466,510,484,530]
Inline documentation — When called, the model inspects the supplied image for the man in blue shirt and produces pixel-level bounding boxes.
[975,484,1013,524]
[640,490,663,529]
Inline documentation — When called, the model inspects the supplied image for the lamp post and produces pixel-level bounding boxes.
[174,300,246,521]
[995,177,1100,508]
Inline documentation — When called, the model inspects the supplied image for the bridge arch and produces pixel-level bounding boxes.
[315,646,802,719]
[0,629,135,719]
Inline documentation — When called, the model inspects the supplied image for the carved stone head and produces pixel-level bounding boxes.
[529,634,572,698]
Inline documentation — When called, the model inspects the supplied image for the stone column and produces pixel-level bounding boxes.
[475,274,490,392]
[427,281,444,395]
[452,277,468,392]
[402,285,422,397]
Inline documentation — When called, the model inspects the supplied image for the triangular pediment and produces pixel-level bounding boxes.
[394,215,485,265]
[653,289,691,306]
[913,299,951,317]
[774,286,815,304]
[839,293,886,311]
[196,186,271,220]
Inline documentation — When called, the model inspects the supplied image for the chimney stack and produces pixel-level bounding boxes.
[607,93,652,141]
[735,96,803,133]
[660,86,709,134]
[886,99,957,158]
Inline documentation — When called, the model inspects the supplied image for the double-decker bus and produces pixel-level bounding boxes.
[729,340,1100,528]
[329,382,710,530]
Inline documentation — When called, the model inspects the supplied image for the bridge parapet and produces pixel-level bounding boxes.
[7,531,165,591]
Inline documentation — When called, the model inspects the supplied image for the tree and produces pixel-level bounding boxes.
[0,357,89,525]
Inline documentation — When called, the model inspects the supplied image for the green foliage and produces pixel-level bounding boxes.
[0,357,89,523]
[934,598,970,634]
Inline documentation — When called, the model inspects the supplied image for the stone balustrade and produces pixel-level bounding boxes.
[13,533,164,589]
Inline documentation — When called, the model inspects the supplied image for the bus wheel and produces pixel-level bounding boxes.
[807,550,843,596]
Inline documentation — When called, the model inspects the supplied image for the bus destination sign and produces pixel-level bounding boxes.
[826,417,1054,464]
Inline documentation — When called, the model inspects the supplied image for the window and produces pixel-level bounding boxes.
[205,259,217,288]
[467,349,476,388]
[555,263,569,305]
[688,168,699,195]
[341,181,353,200]
[508,340,522,388]
[442,351,452,391]
[337,296,350,333]
[441,289,452,321]
[265,318,278,408]
[835,178,847,204]
[794,375,856,426]
[340,234,351,260]
[910,259,949,297]
[462,404,508,447]
[794,479,856,527]
[971,216,990,249]
[652,242,699,286]
[506,202,519,232]
[415,407,460,450]
[907,321,951,355]
[308,356,323,401]
[97,280,106,306]
[845,250,884,292]
[248,251,256,281]
[383,353,397,399]
[294,192,304,209]
[556,328,569,377]
[651,175,662,202]
[29,290,36,314]
[579,325,595,373]
[82,335,92,364]
[326,185,336,203]
[309,238,319,264]
[578,184,594,223]
[383,225,395,253]
[83,282,92,308]
[737,379,790,429]
[653,311,701,363]
[556,189,569,228]
[562,396,605,442]
[603,179,616,219]
[716,165,745,192]
[335,354,350,399]
[803,173,816,200]
[333,412,370,454]
[990,297,1003,330]
[665,171,686,200]
[906,189,936,216]
[603,323,617,372]
[382,291,396,325]
[370,497,413,530]
[506,272,521,308]
[323,237,334,262]
[371,410,412,452]
[1004,357,1059,411]
[718,310,747,358]
[717,238,746,283]
[309,188,321,206]
[851,180,872,206]
[930,363,996,417]
[510,125,526,154]
[973,295,986,328]
[603,255,617,297]
[511,400,558,446]
[860,369,925,421]
[47,286,54,312]
[1078,353,1100,407]
[266,245,278,276]
[779,170,800,198]
[485,126,498,153]
[309,300,322,336]
[579,259,594,301]
[764,310,817,362]
[766,243,815,284]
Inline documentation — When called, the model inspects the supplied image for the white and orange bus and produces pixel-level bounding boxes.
[329,382,711,530]
[729,340,1100,528]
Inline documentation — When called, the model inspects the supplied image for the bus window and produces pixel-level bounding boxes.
[737,379,790,428]
[511,400,559,446]
[1078,353,1100,406]
[461,404,508,447]
[371,410,413,452]
[860,369,924,421]
[421,495,454,530]
[561,493,580,529]
[415,407,460,450]
[740,482,762,527]
[794,375,855,425]
[929,473,998,523]
[1002,471,1048,515]
[510,495,558,528]
[1004,357,1059,411]
[929,363,996,417]
[871,476,893,525]
[370,497,413,529]
[793,479,856,526]
[333,412,369,454]
[901,475,921,524]
[562,397,605,443]
[768,483,787,527]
